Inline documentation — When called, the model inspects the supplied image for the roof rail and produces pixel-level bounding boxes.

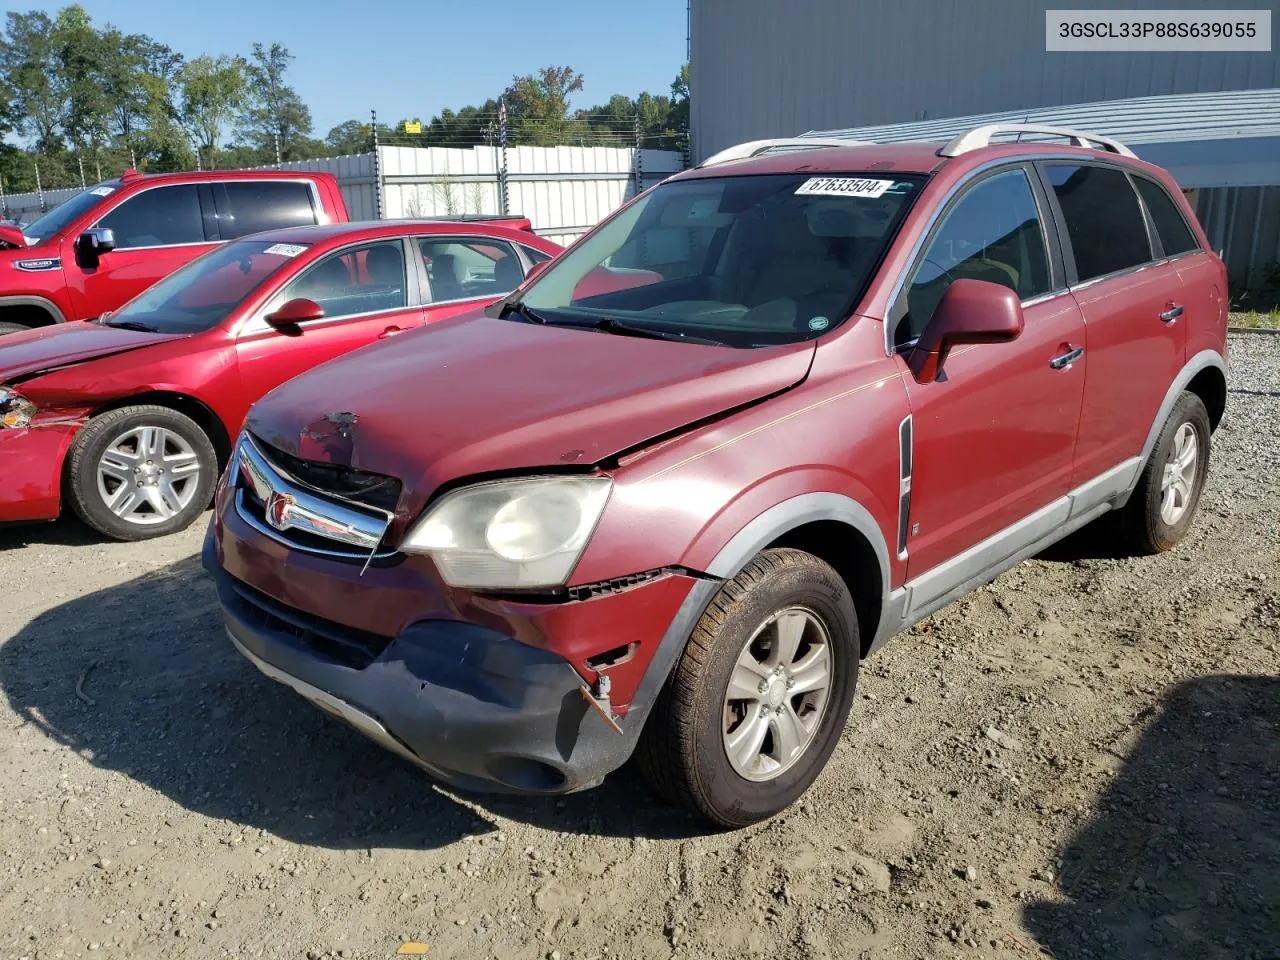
[698,136,871,168]
[939,123,1136,158]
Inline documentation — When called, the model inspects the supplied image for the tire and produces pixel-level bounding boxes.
[66,405,218,542]
[1114,391,1211,555]
[636,548,860,828]
[0,321,31,336]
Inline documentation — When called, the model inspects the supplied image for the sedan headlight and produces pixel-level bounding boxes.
[0,387,36,428]
[402,476,612,588]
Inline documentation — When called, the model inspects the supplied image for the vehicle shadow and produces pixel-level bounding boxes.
[1023,674,1280,959]
[0,515,101,550]
[1034,515,1135,562]
[0,556,705,851]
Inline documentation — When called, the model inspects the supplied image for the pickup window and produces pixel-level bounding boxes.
[99,184,205,249]
[215,181,318,239]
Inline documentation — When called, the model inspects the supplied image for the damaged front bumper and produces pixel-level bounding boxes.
[203,520,719,795]
[0,421,79,522]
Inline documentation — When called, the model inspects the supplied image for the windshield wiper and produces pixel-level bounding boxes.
[102,319,158,333]
[586,316,723,346]
[503,301,550,325]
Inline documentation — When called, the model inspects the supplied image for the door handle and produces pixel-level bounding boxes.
[378,326,404,339]
[1049,345,1084,369]
[1160,304,1184,323]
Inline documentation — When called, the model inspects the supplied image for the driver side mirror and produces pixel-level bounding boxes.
[265,297,325,329]
[75,227,115,268]
[524,260,550,283]
[907,279,1024,385]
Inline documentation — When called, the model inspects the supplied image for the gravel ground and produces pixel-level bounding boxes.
[1,334,1277,960]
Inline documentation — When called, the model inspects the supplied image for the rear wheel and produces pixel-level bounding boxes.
[1114,391,1211,554]
[66,405,217,541]
[636,548,859,828]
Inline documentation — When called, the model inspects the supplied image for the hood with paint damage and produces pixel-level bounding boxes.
[246,313,815,516]
[0,321,186,384]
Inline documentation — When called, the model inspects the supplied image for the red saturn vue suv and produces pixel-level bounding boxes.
[0,218,559,540]
[205,124,1228,827]
[0,169,350,336]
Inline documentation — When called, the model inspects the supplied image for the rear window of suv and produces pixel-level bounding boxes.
[1044,164,1152,283]
[1133,176,1199,257]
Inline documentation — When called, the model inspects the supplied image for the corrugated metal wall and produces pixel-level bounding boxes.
[691,0,1280,162]
[1192,186,1280,301]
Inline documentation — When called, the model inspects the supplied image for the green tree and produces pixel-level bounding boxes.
[504,65,584,145]
[236,42,312,160]
[669,63,690,135]
[179,55,246,169]
[0,10,64,150]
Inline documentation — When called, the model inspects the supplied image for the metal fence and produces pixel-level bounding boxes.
[0,144,686,249]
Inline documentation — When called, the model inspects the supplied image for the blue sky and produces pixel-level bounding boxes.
[4,0,689,135]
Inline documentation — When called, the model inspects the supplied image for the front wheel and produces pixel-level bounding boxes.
[636,548,859,828]
[66,405,218,541]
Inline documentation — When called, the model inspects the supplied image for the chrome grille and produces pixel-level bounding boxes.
[232,434,395,561]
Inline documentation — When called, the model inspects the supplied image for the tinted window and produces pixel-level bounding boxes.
[522,245,553,265]
[1045,164,1151,282]
[418,237,524,301]
[520,173,923,348]
[99,184,204,248]
[275,240,406,320]
[1133,176,1198,256]
[900,168,1051,345]
[220,181,317,238]
[23,182,120,243]
[107,240,305,334]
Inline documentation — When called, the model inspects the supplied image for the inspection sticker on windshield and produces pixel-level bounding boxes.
[795,177,894,199]
[263,242,307,257]
[89,186,114,197]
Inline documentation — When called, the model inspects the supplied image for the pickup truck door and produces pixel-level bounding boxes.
[65,183,216,320]
[232,238,426,426]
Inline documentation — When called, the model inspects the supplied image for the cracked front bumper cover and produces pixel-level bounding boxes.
[204,530,719,794]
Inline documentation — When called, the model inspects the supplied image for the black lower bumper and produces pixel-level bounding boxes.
[203,528,716,795]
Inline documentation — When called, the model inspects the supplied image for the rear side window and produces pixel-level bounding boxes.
[98,185,204,249]
[1133,176,1198,256]
[900,168,1051,345]
[1044,164,1151,282]
[219,181,317,239]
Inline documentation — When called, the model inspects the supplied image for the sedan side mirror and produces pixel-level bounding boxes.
[75,227,116,268]
[524,260,550,282]
[907,279,1024,385]
[265,297,325,329]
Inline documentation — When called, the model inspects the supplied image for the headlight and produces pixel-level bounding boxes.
[402,476,612,588]
[0,387,36,428]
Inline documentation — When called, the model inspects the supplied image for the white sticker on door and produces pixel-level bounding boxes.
[263,243,307,257]
[795,177,894,199]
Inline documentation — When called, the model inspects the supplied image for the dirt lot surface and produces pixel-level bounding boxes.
[2,334,1277,960]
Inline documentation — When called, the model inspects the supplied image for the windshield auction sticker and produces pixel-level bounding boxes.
[263,243,308,257]
[795,177,894,199]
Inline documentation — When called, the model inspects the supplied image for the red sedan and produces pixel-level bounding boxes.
[0,218,560,540]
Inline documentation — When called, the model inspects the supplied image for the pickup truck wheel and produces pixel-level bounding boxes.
[66,405,217,542]
[636,548,859,828]
[0,322,30,336]
[1116,391,1211,554]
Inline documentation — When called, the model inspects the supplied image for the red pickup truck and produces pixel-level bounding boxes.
[0,169,349,335]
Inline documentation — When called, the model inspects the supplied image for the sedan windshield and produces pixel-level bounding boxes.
[22,182,119,244]
[517,172,923,347]
[105,240,308,334]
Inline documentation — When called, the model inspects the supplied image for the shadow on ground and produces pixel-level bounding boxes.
[1024,675,1280,960]
[0,556,704,851]
[0,515,103,550]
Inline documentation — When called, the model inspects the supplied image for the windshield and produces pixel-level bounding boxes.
[23,182,120,243]
[106,240,309,334]
[517,172,923,347]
